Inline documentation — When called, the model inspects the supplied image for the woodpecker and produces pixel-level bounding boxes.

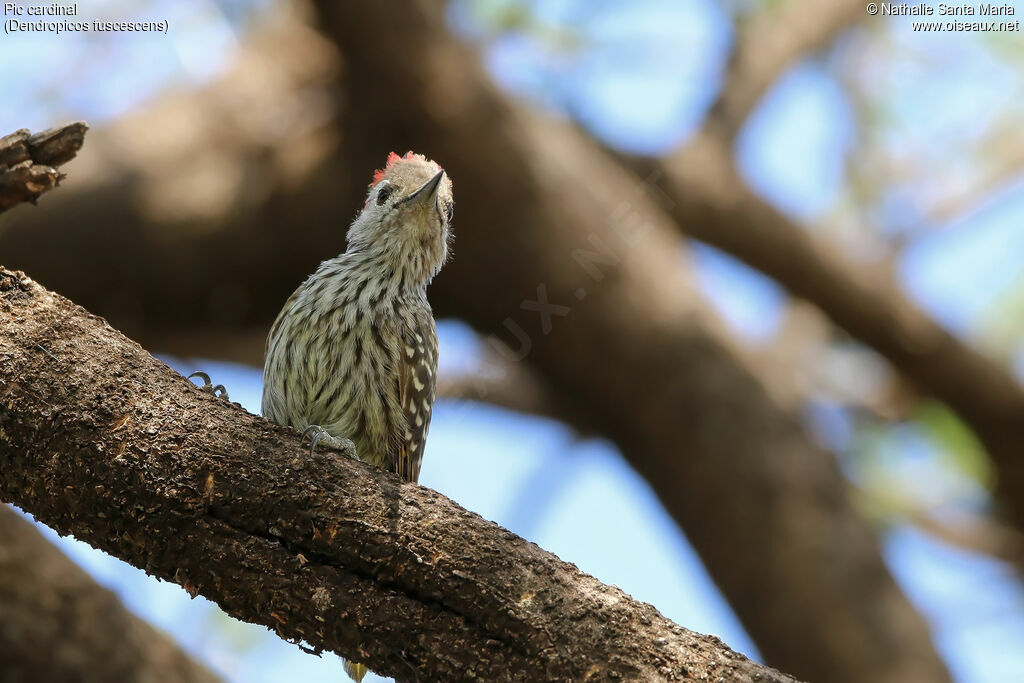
[260,152,453,680]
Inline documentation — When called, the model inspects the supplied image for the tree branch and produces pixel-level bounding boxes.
[687,2,1024,504]
[0,122,88,213]
[648,132,1024,530]
[708,0,866,140]
[0,267,797,683]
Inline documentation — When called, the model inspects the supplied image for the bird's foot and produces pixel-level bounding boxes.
[188,371,231,401]
[300,425,357,460]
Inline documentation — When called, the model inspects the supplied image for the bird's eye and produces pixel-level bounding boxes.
[376,184,394,205]
[445,202,454,223]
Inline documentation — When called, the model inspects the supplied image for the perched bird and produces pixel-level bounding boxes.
[261,152,453,680]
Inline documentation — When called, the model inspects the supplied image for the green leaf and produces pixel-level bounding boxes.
[914,401,992,488]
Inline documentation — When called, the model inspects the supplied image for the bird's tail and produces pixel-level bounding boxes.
[343,659,369,682]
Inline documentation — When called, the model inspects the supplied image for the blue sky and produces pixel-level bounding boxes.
[4,1,1024,681]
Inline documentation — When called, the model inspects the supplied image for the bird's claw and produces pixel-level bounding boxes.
[301,425,357,460]
[304,424,327,456]
[188,371,231,401]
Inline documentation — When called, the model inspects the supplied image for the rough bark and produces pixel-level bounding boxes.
[0,123,88,213]
[0,5,952,683]
[0,120,215,683]
[0,267,799,683]
[0,505,220,683]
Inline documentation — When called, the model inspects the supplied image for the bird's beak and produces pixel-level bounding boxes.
[404,170,445,212]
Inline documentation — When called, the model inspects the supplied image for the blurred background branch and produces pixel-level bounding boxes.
[646,132,1024,542]
[709,0,866,140]
[0,506,220,683]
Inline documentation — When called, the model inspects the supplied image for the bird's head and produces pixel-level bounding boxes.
[347,151,454,287]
